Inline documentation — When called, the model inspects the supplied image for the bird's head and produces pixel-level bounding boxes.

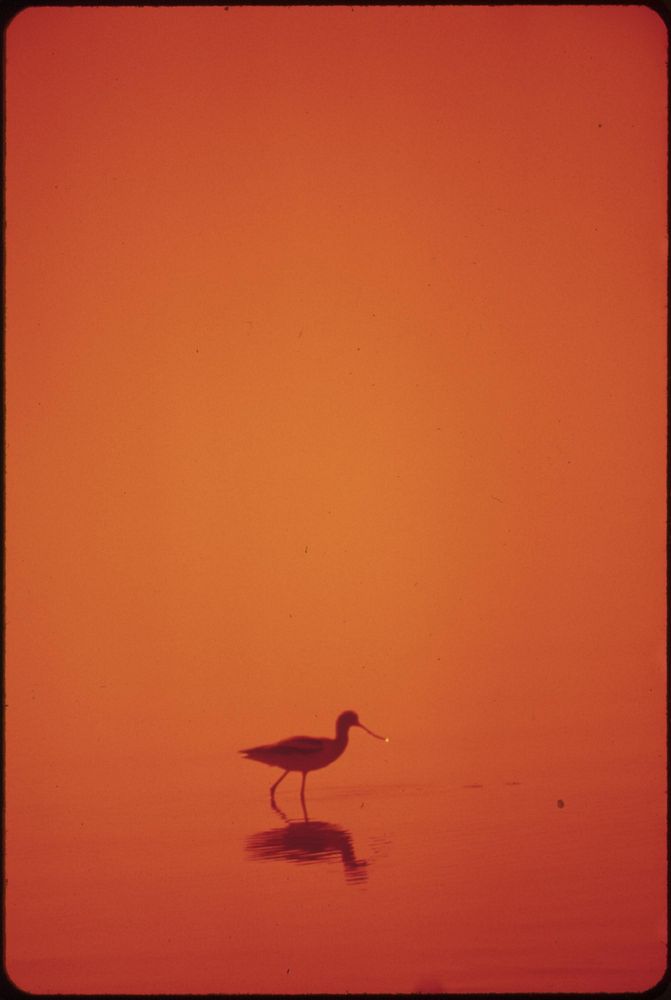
[337,710,388,741]
[338,710,360,730]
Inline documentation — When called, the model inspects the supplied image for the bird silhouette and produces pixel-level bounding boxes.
[239,709,388,810]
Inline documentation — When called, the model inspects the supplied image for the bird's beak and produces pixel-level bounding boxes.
[358,722,389,742]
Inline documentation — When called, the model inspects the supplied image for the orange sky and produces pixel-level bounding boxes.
[5,5,667,993]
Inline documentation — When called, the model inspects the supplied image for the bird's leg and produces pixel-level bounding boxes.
[271,798,290,823]
[270,770,289,799]
[300,772,307,812]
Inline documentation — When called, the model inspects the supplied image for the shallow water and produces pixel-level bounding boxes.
[7,756,665,994]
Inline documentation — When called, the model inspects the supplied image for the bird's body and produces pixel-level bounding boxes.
[240,710,388,811]
[240,733,347,773]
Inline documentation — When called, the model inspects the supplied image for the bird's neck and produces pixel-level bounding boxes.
[335,723,351,746]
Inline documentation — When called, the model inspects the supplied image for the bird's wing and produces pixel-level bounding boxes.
[240,736,326,757]
[282,736,325,750]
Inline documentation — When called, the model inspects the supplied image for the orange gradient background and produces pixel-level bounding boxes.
[5,5,667,994]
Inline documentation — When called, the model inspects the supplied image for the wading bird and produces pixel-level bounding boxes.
[239,710,388,810]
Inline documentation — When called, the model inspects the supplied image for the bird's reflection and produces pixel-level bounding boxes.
[246,809,369,883]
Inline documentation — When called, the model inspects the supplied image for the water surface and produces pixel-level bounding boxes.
[7,758,665,994]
